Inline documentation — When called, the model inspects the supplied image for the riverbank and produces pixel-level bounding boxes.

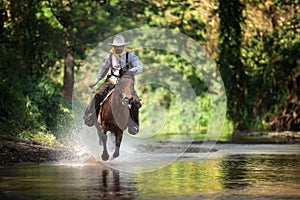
[0,135,74,166]
[231,131,300,144]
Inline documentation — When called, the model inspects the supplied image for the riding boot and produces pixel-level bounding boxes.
[84,97,97,127]
[94,81,113,118]
[83,80,112,127]
[94,94,102,117]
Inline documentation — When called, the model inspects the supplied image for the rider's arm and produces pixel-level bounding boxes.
[89,54,110,88]
[128,53,143,75]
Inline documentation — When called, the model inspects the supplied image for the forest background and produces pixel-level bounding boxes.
[0,0,299,144]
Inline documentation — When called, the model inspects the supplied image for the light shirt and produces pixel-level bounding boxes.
[94,52,142,83]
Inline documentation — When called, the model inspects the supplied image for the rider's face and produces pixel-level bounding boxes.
[114,46,124,54]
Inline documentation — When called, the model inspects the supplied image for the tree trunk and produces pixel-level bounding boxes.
[63,50,74,104]
[218,0,246,130]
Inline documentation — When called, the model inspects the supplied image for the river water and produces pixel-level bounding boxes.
[0,144,299,200]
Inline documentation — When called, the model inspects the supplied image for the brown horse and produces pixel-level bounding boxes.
[95,75,135,161]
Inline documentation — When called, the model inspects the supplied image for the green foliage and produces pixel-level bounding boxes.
[25,77,72,138]
[241,0,300,131]
[0,60,72,139]
[1,0,299,143]
[140,49,208,96]
[197,95,211,128]
[18,129,57,146]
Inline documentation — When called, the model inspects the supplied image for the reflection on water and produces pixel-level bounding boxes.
[0,151,299,199]
[0,164,138,200]
[135,154,300,199]
[220,154,300,198]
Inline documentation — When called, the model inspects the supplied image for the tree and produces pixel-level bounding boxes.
[63,50,74,103]
[218,0,246,130]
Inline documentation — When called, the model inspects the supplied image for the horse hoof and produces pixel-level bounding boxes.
[128,126,139,135]
[113,152,119,158]
[101,154,109,161]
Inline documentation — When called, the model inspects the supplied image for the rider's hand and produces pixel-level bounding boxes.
[89,81,97,89]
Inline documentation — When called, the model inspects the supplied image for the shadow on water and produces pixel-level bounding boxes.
[0,145,299,200]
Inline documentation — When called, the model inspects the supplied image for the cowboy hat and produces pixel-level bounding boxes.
[109,34,128,46]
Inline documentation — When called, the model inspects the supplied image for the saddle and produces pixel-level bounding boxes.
[97,86,140,127]
[97,88,115,125]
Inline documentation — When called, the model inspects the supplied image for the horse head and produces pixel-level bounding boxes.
[115,75,134,107]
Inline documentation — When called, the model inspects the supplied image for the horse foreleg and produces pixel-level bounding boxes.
[113,130,123,158]
[96,124,109,161]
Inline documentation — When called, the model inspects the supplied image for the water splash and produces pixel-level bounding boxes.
[68,28,227,172]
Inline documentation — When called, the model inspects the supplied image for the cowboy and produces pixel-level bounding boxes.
[85,34,142,134]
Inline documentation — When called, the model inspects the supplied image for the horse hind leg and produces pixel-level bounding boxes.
[95,124,103,145]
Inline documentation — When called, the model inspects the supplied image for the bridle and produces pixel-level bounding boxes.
[115,76,134,108]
